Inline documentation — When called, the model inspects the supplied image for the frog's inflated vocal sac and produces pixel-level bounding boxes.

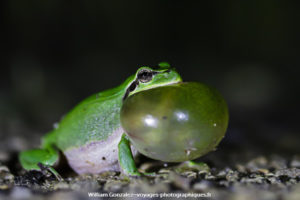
[19,62,182,177]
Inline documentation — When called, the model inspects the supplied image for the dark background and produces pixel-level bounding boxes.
[1,1,299,155]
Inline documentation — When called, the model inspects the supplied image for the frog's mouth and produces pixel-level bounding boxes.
[123,80,139,101]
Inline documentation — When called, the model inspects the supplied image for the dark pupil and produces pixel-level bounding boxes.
[138,71,152,83]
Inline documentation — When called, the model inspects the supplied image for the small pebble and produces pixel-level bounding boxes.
[10,187,32,199]
[290,156,300,168]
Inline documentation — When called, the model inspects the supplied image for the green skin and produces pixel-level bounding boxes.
[19,62,182,178]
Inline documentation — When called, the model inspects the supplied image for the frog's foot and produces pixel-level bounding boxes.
[175,161,210,174]
[121,171,157,180]
[126,171,142,177]
[141,172,157,177]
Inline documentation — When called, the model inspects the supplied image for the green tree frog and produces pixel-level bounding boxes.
[19,62,182,177]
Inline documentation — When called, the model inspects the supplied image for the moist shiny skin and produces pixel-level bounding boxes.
[120,82,229,162]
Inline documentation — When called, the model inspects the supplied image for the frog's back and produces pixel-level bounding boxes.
[53,85,125,152]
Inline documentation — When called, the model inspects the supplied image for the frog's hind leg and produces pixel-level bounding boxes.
[19,146,61,180]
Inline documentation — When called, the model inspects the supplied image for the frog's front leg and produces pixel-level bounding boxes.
[118,134,141,176]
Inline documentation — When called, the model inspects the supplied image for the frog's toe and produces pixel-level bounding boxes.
[175,161,210,174]
[128,171,142,177]
[37,163,63,181]
[123,171,157,179]
[142,172,157,177]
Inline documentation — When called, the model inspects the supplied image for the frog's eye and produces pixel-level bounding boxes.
[137,69,155,83]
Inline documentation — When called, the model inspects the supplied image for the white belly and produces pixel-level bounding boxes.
[64,127,136,174]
